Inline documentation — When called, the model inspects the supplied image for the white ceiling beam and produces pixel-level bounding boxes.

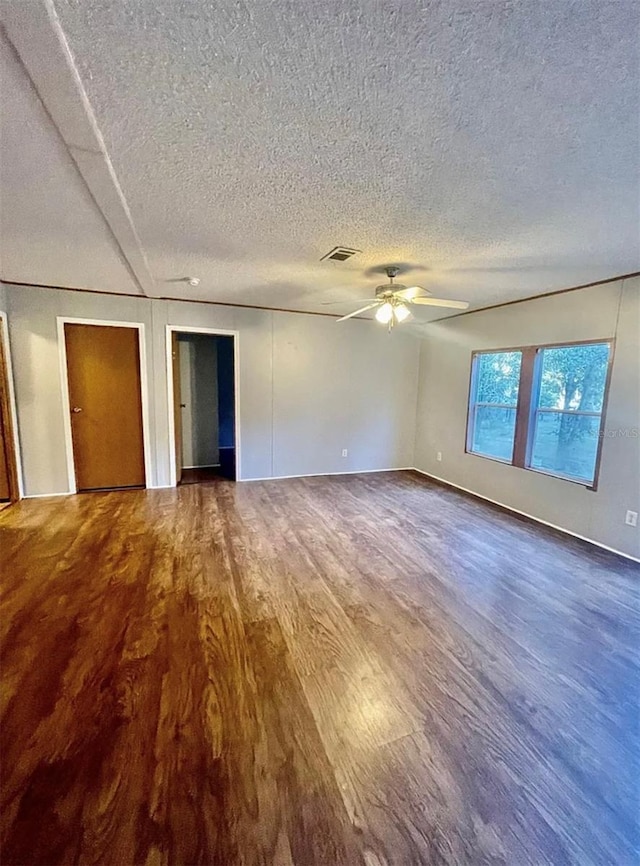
[1,0,156,297]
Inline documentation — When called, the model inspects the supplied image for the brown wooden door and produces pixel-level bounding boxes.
[0,412,10,500]
[171,332,183,485]
[0,316,19,502]
[65,323,146,491]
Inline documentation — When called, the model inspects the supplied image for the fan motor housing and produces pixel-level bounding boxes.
[375,283,406,298]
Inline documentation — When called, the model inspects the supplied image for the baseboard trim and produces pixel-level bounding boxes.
[26,483,217,494]
[23,469,406,495]
[28,486,170,495]
[411,468,640,564]
[240,467,413,483]
[24,491,73,499]
[23,468,636,563]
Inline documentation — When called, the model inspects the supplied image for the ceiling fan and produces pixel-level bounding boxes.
[332,267,469,330]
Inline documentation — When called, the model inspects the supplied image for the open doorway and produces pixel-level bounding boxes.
[169,329,238,484]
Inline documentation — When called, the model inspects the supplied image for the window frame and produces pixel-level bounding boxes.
[465,339,615,491]
[465,350,523,465]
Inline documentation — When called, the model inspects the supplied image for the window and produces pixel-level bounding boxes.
[467,341,612,488]
[528,343,611,484]
[467,351,522,462]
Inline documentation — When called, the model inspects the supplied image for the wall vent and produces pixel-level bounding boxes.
[320,246,361,262]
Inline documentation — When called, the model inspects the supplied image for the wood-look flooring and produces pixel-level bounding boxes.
[180,467,223,485]
[1,471,638,865]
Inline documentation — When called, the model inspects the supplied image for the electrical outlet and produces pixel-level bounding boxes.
[341,449,348,458]
[625,510,638,527]
[436,451,442,462]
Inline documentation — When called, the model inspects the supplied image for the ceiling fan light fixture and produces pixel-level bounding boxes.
[375,302,394,324]
[334,264,468,329]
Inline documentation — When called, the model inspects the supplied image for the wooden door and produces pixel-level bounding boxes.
[0,317,19,502]
[0,412,11,500]
[171,332,183,485]
[65,324,145,491]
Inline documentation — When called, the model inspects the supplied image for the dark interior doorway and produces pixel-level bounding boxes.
[173,333,236,483]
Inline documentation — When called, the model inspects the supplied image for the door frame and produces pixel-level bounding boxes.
[0,311,23,500]
[57,317,153,494]
[165,325,241,486]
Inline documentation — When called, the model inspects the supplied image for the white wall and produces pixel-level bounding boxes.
[5,278,637,559]
[414,276,640,559]
[2,283,419,493]
[5,286,154,495]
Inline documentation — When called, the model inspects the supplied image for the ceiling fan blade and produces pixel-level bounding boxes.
[394,286,429,300]
[336,302,381,322]
[321,298,378,305]
[394,306,414,323]
[410,297,469,309]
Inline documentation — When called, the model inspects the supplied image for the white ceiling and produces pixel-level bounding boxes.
[0,29,141,294]
[1,0,638,321]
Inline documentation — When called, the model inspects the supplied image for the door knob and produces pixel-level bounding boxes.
[71,407,83,413]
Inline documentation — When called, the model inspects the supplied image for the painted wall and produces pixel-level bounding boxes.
[2,283,419,493]
[5,278,636,558]
[414,276,640,559]
[5,286,154,496]
[178,335,219,468]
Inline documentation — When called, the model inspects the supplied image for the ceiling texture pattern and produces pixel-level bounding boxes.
[1,0,638,321]
[0,27,141,294]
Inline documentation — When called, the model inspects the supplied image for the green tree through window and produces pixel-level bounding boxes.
[529,343,610,483]
[468,351,522,462]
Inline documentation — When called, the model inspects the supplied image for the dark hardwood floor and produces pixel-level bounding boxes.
[180,466,223,485]
[1,471,638,865]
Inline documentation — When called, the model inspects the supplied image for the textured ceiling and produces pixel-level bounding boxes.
[0,29,140,294]
[1,0,639,320]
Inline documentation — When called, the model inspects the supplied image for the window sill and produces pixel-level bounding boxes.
[466,450,514,466]
[526,465,596,490]
[467,450,596,489]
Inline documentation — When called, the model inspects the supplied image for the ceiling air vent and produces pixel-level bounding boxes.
[320,246,361,262]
